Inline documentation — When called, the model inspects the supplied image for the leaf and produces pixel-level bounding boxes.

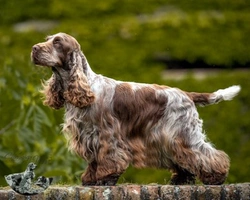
[34,105,52,127]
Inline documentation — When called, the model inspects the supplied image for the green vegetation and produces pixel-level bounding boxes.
[0,0,249,185]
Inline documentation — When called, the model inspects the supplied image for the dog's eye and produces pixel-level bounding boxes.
[53,37,62,44]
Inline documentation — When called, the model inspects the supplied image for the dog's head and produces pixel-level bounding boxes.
[31,33,95,109]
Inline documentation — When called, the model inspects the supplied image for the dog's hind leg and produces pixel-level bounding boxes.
[170,165,196,185]
[169,137,229,185]
[197,149,229,185]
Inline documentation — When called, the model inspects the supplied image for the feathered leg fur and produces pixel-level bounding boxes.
[169,137,229,185]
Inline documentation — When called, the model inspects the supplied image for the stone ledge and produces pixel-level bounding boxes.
[0,183,250,200]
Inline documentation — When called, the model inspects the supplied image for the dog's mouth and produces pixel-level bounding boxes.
[31,52,61,69]
[31,51,40,65]
[31,51,69,72]
[31,51,47,67]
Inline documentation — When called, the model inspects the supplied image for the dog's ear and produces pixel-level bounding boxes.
[41,74,65,109]
[64,51,95,108]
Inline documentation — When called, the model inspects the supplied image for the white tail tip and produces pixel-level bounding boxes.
[214,85,241,101]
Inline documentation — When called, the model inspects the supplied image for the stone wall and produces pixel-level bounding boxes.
[1,183,250,200]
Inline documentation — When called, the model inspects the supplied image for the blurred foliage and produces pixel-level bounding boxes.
[0,0,250,186]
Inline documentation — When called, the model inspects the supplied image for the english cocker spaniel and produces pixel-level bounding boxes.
[31,32,241,186]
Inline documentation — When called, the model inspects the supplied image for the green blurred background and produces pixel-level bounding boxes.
[0,0,249,186]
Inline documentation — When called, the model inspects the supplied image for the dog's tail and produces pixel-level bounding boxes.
[187,85,241,106]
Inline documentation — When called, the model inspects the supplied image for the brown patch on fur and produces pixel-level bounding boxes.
[113,83,168,167]
[113,83,167,136]
[186,92,212,106]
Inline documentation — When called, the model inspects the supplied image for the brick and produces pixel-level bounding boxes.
[239,183,250,200]
[110,185,127,200]
[161,185,175,199]
[177,185,192,200]
[204,185,221,200]
[77,186,95,200]
[140,185,160,200]
[161,185,192,200]
[190,185,206,200]
[44,186,77,199]
[0,190,10,200]
[0,189,44,200]
[126,185,141,200]
[8,190,26,200]
[199,185,210,199]
[223,184,238,199]
[92,186,112,200]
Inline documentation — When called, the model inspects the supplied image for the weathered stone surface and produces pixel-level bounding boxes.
[139,185,160,200]
[110,185,127,199]
[126,185,141,200]
[77,186,95,200]
[1,183,250,200]
[177,185,192,200]
[161,185,175,199]
[239,183,250,200]
[44,186,77,199]
[94,186,112,200]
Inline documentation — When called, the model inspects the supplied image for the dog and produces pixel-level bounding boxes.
[31,32,241,185]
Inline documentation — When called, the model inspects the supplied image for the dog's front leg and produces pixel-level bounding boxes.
[81,161,97,186]
[81,157,128,186]
[94,148,129,186]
